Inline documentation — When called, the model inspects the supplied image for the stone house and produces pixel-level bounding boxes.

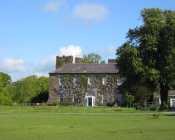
[48,56,121,106]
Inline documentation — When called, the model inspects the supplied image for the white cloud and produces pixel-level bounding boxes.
[43,0,66,12]
[0,58,25,73]
[0,45,83,80]
[34,44,83,73]
[59,44,83,58]
[73,3,109,23]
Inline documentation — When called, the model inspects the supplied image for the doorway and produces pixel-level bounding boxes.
[85,96,95,107]
[88,97,92,106]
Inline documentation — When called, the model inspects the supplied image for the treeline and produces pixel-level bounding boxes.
[0,72,48,105]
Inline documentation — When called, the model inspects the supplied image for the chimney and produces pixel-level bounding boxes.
[56,56,73,69]
[108,59,116,64]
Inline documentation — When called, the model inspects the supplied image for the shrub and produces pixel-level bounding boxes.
[106,101,115,107]
[0,92,12,105]
[149,104,159,111]
[159,103,169,111]
[152,113,160,119]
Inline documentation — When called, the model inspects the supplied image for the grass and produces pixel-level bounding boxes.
[0,106,175,140]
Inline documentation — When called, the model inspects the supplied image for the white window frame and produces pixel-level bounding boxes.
[102,77,106,85]
[58,78,62,86]
[88,77,91,85]
[73,77,77,86]
[101,95,104,104]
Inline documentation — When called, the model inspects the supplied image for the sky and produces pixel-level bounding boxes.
[0,0,175,81]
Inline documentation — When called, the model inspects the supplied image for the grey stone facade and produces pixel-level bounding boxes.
[48,56,120,106]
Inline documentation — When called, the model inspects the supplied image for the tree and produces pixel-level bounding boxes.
[0,72,11,90]
[81,53,104,64]
[0,72,12,105]
[125,94,135,107]
[10,76,49,104]
[0,85,13,105]
[0,73,49,104]
[31,77,49,103]
[117,8,175,108]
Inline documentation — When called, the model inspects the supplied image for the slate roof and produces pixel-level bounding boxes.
[50,64,118,74]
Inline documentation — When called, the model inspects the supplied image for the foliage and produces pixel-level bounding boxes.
[80,75,88,89]
[125,94,135,107]
[0,87,12,105]
[0,72,11,90]
[0,73,49,105]
[30,77,49,103]
[12,76,49,103]
[117,8,175,107]
[81,53,105,64]
[0,73,12,105]
[149,104,159,111]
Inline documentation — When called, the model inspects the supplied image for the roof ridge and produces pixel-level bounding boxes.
[63,63,117,65]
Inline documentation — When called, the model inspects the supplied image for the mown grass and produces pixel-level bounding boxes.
[0,106,175,140]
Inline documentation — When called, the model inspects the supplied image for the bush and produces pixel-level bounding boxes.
[125,94,135,107]
[31,91,48,103]
[152,113,160,119]
[149,104,159,111]
[135,104,144,110]
[159,103,169,111]
[106,101,115,107]
[0,92,12,105]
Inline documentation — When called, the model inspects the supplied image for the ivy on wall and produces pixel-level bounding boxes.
[58,74,118,105]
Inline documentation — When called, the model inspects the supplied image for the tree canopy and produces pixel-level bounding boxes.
[0,73,49,105]
[81,53,105,64]
[117,8,175,108]
[0,72,12,105]
[0,72,11,90]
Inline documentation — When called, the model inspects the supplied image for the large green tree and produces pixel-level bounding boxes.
[117,8,175,108]
[0,72,49,104]
[8,76,49,104]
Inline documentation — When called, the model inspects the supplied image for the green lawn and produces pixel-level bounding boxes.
[0,106,175,140]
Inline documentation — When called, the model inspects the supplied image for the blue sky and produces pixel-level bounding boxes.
[0,0,175,80]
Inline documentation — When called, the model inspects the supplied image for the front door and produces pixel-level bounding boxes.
[85,96,95,107]
[88,97,92,106]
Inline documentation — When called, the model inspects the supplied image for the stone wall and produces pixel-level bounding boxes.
[56,56,73,69]
[48,73,118,105]
[47,74,60,104]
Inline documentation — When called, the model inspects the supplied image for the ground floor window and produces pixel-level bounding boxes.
[170,98,175,108]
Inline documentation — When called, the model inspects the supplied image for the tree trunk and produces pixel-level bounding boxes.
[160,83,168,109]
